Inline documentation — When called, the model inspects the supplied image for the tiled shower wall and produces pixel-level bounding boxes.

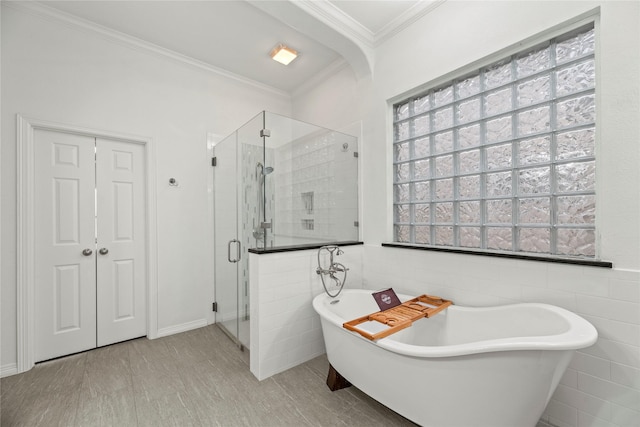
[362,245,639,427]
[274,130,358,246]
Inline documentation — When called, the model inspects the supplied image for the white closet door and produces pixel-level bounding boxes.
[34,130,97,362]
[95,139,146,346]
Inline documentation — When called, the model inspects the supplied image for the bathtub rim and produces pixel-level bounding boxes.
[313,288,598,358]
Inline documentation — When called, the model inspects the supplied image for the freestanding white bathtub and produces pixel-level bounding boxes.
[313,289,597,427]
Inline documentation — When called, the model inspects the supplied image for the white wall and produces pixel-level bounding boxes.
[1,4,291,371]
[293,2,639,427]
[249,244,363,380]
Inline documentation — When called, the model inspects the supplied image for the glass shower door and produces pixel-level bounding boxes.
[213,131,242,346]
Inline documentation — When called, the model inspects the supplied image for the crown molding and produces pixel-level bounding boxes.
[4,1,290,98]
[375,0,447,46]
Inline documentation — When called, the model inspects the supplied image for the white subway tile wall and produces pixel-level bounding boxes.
[249,246,364,381]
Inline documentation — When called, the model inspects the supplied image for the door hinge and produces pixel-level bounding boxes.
[353,152,359,158]
[212,302,218,312]
[211,157,217,167]
[260,129,271,138]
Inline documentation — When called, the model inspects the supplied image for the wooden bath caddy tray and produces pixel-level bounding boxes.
[343,295,453,341]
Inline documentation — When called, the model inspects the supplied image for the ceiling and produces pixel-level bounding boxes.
[31,0,436,94]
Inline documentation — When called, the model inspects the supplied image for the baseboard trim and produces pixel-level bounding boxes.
[156,319,208,338]
[1,363,18,378]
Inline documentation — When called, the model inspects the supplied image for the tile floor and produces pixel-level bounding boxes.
[0,325,416,426]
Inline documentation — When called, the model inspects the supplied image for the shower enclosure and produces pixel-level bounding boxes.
[213,111,358,349]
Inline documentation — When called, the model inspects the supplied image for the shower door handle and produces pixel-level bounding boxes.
[228,239,241,263]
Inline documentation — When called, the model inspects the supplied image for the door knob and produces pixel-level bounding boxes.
[82,248,93,256]
[99,248,109,255]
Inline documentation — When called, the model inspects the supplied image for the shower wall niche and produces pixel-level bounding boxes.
[213,111,358,349]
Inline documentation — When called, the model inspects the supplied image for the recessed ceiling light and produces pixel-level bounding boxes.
[270,44,298,65]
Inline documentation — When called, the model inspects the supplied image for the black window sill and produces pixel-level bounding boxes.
[248,241,363,255]
[382,243,613,268]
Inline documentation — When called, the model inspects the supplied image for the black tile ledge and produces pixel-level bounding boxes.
[248,241,363,255]
[382,243,613,268]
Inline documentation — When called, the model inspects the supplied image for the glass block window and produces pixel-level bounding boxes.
[392,25,596,258]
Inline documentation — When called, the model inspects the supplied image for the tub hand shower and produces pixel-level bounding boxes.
[316,245,348,298]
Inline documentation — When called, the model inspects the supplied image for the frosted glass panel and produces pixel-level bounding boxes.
[395,183,409,203]
[557,228,595,256]
[486,116,512,143]
[519,137,550,166]
[487,199,512,224]
[458,124,481,149]
[519,167,550,195]
[434,131,453,154]
[415,203,430,223]
[458,175,480,199]
[459,150,480,174]
[557,161,595,192]
[487,227,512,250]
[395,163,409,182]
[415,226,430,244]
[457,97,481,124]
[415,137,430,158]
[435,179,453,200]
[557,195,595,224]
[519,228,550,253]
[395,204,409,222]
[556,29,595,64]
[519,197,550,224]
[556,95,595,129]
[395,103,409,120]
[456,75,481,98]
[414,159,430,180]
[395,121,409,141]
[435,202,453,223]
[459,201,480,224]
[485,61,512,89]
[460,227,481,248]
[518,75,551,107]
[486,172,512,197]
[518,106,550,136]
[414,181,430,201]
[435,226,454,246]
[486,143,512,170]
[434,87,454,107]
[413,95,430,114]
[516,46,551,77]
[556,59,595,96]
[395,225,410,243]
[485,88,512,116]
[435,155,453,177]
[556,128,595,160]
[434,107,454,131]
[413,115,430,137]
[395,142,409,162]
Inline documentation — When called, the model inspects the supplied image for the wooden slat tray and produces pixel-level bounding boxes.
[343,294,453,341]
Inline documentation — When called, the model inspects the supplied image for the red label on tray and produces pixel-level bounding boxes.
[372,288,402,311]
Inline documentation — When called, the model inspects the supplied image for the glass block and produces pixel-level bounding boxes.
[486,143,512,170]
[556,94,596,129]
[485,61,512,89]
[518,166,550,195]
[519,136,551,166]
[394,163,409,182]
[413,95,430,114]
[519,228,550,253]
[517,74,551,107]
[413,115,430,137]
[516,46,551,78]
[413,159,431,180]
[436,179,454,200]
[434,131,454,154]
[486,115,513,143]
[487,227,513,250]
[435,155,454,177]
[394,142,409,162]
[486,171,512,197]
[556,29,595,65]
[434,106,454,131]
[556,161,595,193]
[556,59,595,97]
[458,124,481,149]
[395,225,410,243]
[458,175,480,199]
[485,87,512,116]
[415,203,430,223]
[395,102,409,121]
[557,195,595,225]
[556,128,595,160]
[415,226,430,244]
[487,199,512,224]
[519,197,550,224]
[518,106,550,136]
[395,121,410,141]
[457,75,481,98]
[460,226,481,248]
[395,204,410,223]
[413,181,430,201]
[556,228,595,257]
[394,183,410,203]
[435,226,454,246]
[434,86,454,107]
[414,137,430,158]
[457,97,481,124]
[459,201,481,223]
[435,202,454,223]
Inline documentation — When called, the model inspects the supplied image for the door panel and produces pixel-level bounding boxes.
[95,139,146,346]
[34,130,97,362]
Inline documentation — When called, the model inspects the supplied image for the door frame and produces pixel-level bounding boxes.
[16,115,159,373]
